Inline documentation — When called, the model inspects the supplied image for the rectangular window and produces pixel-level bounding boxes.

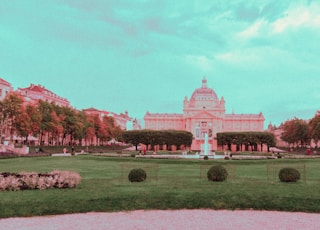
[196,127,200,138]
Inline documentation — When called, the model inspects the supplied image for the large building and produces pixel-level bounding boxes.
[0,78,13,101]
[144,78,265,150]
[82,107,136,131]
[17,84,70,107]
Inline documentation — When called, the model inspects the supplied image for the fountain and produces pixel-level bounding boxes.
[201,133,211,156]
[136,133,222,159]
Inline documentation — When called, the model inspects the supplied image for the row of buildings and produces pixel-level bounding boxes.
[0,77,141,139]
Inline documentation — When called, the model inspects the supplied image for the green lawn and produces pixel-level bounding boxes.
[1,155,320,218]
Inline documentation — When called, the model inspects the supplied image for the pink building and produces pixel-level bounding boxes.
[0,78,13,101]
[82,108,132,131]
[144,78,265,150]
[17,84,70,107]
[83,107,110,120]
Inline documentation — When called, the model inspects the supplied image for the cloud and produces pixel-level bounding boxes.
[236,1,320,40]
[237,19,269,39]
[273,2,320,33]
[185,55,214,72]
[214,47,271,68]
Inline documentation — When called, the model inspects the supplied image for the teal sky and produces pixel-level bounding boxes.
[1,0,319,128]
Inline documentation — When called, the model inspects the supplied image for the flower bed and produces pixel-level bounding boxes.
[0,170,81,191]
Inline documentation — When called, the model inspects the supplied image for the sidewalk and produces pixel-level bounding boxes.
[1,209,320,230]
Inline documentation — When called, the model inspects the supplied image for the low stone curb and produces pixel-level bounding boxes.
[52,153,72,157]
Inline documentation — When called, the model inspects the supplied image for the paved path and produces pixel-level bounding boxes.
[1,210,320,230]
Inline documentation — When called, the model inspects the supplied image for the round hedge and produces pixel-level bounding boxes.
[278,168,300,182]
[128,168,147,182]
[203,155,209,160]
[207,165,228,182]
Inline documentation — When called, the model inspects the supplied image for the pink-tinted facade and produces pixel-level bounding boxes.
[0,78,13,101]
[144,78,265,150]
[17,84,70,107]
[82,107,132,131]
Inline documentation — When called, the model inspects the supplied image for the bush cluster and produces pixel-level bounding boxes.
[128,168,147,182]
[278,168,301,182]
[207,165,228,182]
[203,155,209,160]
[0,170,81,191]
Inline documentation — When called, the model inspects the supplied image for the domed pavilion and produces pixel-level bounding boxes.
[144,77,264,150]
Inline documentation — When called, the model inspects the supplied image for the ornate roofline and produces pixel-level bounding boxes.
[0,78,12,87]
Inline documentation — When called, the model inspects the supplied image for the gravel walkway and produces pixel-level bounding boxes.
[1,210,320,230]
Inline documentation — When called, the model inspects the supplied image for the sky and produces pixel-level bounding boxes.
[1,0,319,129]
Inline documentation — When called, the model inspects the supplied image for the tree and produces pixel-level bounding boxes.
[123,130,193,151]
[74,111,88,144]
[91,114,102,145]
[217,132,276,152]
[280,118,310,147]
[98,118,108,145]
[1,92,24,142]
[295,119,310,146]
[112,126,123,142]
[309,114,320,147]
[59,106,83,145]
[38,100,53,145]
[257,132,276,152]
[123,130,143,150]
[50,106,64,145]
[0,100,5,143]
[170,130,193,150]
[15,103,41,143]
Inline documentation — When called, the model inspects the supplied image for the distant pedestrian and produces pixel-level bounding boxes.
[307,148,311,155]
[143,148,146,155]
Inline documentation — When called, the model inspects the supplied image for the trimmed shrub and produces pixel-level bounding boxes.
[207,165,228,182]
[279,168,300,182]
[203,155,209,160]
[128,168,147,182]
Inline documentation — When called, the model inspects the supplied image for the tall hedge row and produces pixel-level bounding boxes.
[123,130,193,151]
[217,132,276,151]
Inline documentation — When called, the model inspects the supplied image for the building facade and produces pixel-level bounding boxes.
[17,84,70,107]
[0,78,13,101]
[144,78,265,150]
[82,108,134,131]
